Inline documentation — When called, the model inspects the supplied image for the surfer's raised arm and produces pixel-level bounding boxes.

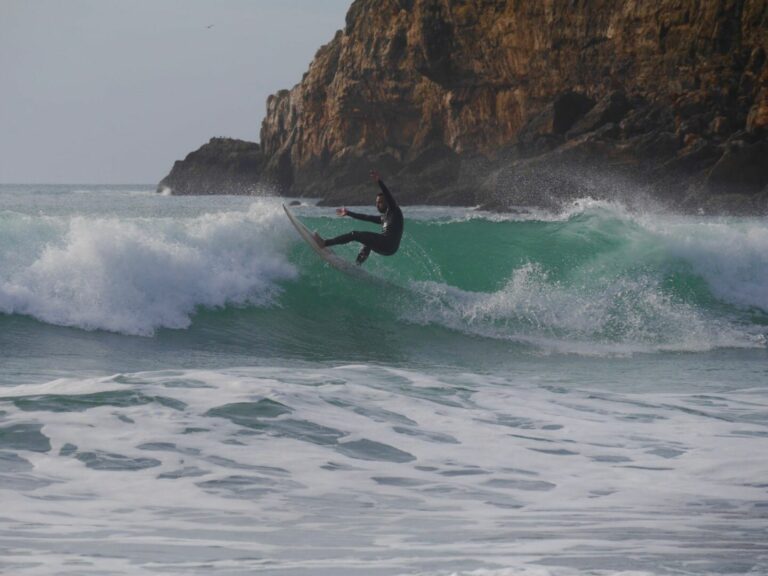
[370,170,398,211]
[340,207,382,224]
[335,171,396,222]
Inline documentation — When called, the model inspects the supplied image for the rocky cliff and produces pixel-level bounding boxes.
[158,138,265,196]
[160,0,768,213]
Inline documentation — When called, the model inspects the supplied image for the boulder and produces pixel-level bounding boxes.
[566,91,631,139]
[706,140,768,194]
[157,138,264,195]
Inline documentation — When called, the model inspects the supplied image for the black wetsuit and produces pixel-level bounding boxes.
[323,179,403,263]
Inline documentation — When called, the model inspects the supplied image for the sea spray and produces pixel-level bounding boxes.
[406,264,759,355]
[0,201,297,335]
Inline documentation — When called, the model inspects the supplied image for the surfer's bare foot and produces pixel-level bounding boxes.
[313,231,325,248]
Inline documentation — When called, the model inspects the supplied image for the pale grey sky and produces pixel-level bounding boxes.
[0,0,351,184]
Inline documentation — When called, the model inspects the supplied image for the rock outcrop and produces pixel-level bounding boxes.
[159,0,768,214]
[158,138,265,195]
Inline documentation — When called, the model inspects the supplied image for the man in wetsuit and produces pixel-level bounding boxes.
[316,170,404,266]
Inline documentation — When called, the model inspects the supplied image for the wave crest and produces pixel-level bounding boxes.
[0,201,297,335]
[407,262,764,355]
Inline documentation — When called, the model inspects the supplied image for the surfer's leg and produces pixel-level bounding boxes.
[324,231,385,248]
[324,231,394,264]
[352,232,392,253]
[323,231,357,247]
[354,233,397,256]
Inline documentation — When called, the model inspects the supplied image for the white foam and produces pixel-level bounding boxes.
[406,262,763,355]
[0,201,297,335]
[1,365,766,574]
[404,570,657,576]
[396,200,768,355]
[642,216,768,312]
[547,199,768,313]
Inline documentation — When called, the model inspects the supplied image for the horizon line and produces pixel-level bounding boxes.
[0,182,157,187]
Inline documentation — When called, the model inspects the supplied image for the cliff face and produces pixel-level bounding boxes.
[162,0,768,212]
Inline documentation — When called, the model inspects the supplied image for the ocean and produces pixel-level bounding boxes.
[0,184,766,576]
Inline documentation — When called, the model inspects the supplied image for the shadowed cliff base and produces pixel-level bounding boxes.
[158,0,768,215]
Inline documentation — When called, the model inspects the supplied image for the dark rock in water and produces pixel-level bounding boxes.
[630,131,680,161]
[663,138,721,175]
[706,140,768,195]
[157,138,265,196]
[158,0,768,214]
[288,200,301,207]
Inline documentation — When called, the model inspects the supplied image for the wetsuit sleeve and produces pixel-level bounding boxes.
[346,211,382,224]
[377,179,398,210]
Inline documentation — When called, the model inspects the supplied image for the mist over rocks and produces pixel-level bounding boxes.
[158,0,768,214]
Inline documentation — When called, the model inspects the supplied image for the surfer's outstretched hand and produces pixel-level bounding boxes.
[336,207,348,217]
[369,169,381,182]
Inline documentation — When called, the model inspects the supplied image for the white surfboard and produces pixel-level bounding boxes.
[283,203,385,283]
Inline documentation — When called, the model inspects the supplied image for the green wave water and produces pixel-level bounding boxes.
[0,189,765,369]
[274,201,767,358]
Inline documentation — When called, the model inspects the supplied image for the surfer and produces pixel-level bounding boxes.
[315,170,403,265]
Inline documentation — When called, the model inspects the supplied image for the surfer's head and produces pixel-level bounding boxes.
[376,193,388,213]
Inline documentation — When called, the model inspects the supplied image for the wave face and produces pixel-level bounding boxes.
[394,200,768,355]
[0,189,766,356]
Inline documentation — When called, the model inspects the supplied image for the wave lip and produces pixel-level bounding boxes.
[647,217,768,313]
[0,201,297,336]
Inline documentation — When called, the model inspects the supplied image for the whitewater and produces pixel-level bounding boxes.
[0,184,766,576]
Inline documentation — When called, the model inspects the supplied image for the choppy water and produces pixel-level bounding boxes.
[0,184,766,575]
